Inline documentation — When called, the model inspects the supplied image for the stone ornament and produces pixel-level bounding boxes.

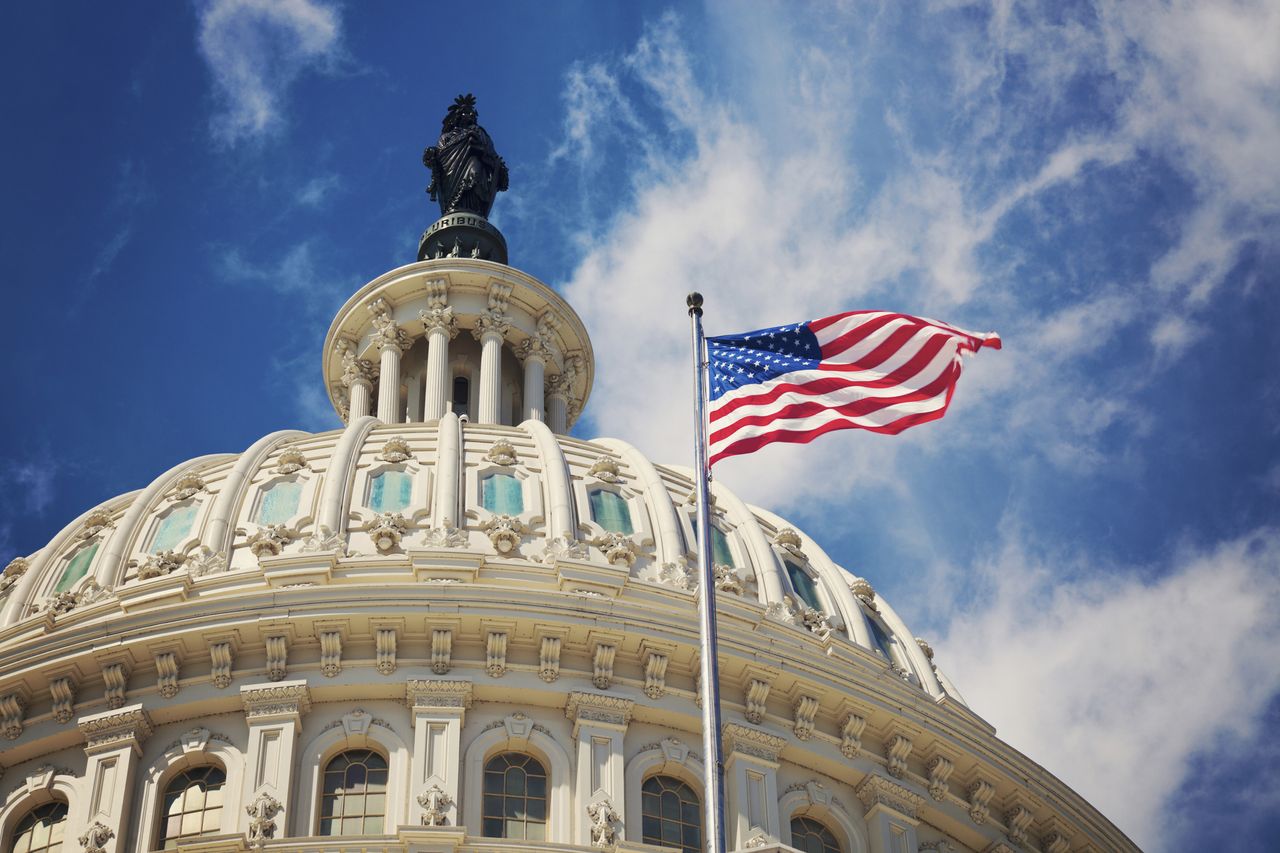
[274,447,308,475]
[379,437,413,463]
[248,524,294,558]
[246,790,282,848]
[50,677,76,723]
[80,508,114,539]
[42,580,110,618]
[841,712,867,758]
[482,514,524,553]
[592,531,637,567]
[1,693,26,739]
[78,821,114,853]
[774,527,805,557]
[375,628,397,675]
[431,629,453,674]
[793,695,819,740]
[587,455,621,483]
[800,606,834,639]
[644,652,669,699]
[539,636,561,682]
[541,536,588,565]
[640,560,694,591]
[187,547,228,576]
[170,471,207,501]
[299,525,347,556]
[424,522,468,549]
[587,796,621,849]
[366,512,410,552]
[485,438,518,466]
[137,550,185,580]
[1005,805,1034,844]
[855,774,926,820]
[714,564,744,595]
[765,595,801,625]
[927,755,954,801]
[369,297,411,353]
[968,779,995,825]
[849,575,878,610]
[419,783,453,825]
[0,557,29,599]
[885,733,913,779]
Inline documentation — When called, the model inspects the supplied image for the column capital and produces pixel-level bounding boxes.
[722,722,788,764]
[78,703,153,755]
[338,340,376,390]
[369,297,412,353]
[565,691,634,734]
[471,308,510,342]
[240,679,312,723]
[855,774,925,821]
[406,679,473,713]
[420,305,459,339]
[516,335,554,365]
[547,351,585,398]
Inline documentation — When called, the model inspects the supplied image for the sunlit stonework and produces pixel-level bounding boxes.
[0,95,1139,853]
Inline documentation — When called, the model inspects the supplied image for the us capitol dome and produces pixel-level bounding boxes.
[0,96,1138,853]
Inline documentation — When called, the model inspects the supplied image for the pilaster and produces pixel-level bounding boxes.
[240,679,311,837]
[565,691,634,845]
[721,722,787,848]
[406,679,473,827]
[74,703,153,853]
[855,774,925,853]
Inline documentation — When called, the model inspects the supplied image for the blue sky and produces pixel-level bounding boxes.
[2,1,1278,849]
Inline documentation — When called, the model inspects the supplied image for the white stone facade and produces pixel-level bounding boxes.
[0,258,1139,853]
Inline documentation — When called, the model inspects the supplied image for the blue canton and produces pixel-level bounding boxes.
[705,322,821,401]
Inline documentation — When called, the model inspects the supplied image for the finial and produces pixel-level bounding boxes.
[687,292,704,316]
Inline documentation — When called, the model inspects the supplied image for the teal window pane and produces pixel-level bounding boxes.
[589,489,633,535]
[868,616,896,661]
[256,480,302,525]
[150,504,199,553]
[691,520,734,566]
[786,561,822,611]
[482,474,524,515]
[55,541,99,593]
[369,471,412,513]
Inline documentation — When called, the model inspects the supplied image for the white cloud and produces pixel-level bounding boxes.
[935,527,1280,849]
[196,0,342,145]
[296,173,342,208]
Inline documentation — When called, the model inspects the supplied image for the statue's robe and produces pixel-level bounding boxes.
[435,124,504,217]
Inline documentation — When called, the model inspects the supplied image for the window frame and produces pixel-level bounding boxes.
[155,763,228,849]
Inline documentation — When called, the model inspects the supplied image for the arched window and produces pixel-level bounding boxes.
[690,519,734,566]
[452,376,470,418]
[369,470,412,513]
[482,753,547,840]
[790,816,841,853]
[588,489,633,535]
[10,801,68,853]
[319,749,388,836]
[641,775,701,853]
[158,765,226,848]
[785,561,822,611]
[256,480,302,525]
[149,504,199,553]
[482,473,524,515]
[53,541,99,594]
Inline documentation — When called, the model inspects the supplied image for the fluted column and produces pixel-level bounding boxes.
[336,339,374,421]
[472,309,509,424]
[420,284,458,421]
[545,352,582,433]
[370,297,409,423]
[518,339,549,423]
[547,393,568,433]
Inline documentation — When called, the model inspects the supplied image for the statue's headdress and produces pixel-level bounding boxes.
[443,93,478,132]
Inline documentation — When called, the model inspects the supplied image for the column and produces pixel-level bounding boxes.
[854,776,924,853]
[338,341,374,420]
[241,680,311,838]
[547,391,568,434]
[545,352,581,434]
[377,338,403,423]
[520,341,548,423]
[722,723,787,848]
[405,372,421,423]
[74,704,153,853]
[420,303,458,421]
[566,692,634,846]
[472,309,509,424]
[406,680,473,826]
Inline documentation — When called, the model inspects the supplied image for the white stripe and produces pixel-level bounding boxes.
[807,311,897,343]
[710,394,950,456]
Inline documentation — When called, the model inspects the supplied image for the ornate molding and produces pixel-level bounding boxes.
[855,774,926,819]
[1,693,26,740]
[793,695,819,741]
[137,550,185,580]
[840,712,867,758]
[968,778,995,825]
[592,643,616,690]
[80,508,114,539]
[406,679,473,710]
[773,527,805,558]
[248,524,295,558]
[155,652,180,698]
[849,576,877,611]
[592,531,637,567]
[565,692,634,730]
[587,796,621,849]
[644,652,669,699]
[102,662,129,709]
[885,733,913,779]
[722,722,787,763]
[482,514,524,554]
[170,470,207,501]
[743,676,771,725]
[78,821,114,853]
[274,446,309,475]
[264,636,288,681]
[926,755,954,801]
[78,705,153,752]
[319,631,343,678]
[367,512,410,553]
[50,676,76,723]
[539,636,562,682]
[419,783,453,826]
[375,628,397,675]
[431,629,452,674]
[486,632,508,678]
[246,789,282,848]
[587,455,621,483]
[241,681,311,719]
[210,642,234,688]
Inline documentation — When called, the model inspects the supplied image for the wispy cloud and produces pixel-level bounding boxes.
[71,160,151,314]
[196,0,343,145]
[295,173,342,208]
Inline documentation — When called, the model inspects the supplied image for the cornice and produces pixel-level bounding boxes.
[406,679,473,710]
[722,722,788,763]
[564,691,634,731]
[240,680,311,720]
[77,703,153,754]
[855,774,927,820]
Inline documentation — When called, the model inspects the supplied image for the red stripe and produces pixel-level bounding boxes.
[711,335,951,423]
[709,380,961,466]
[816,312,905,357]
[709,363,958,447]
[806,310,879,335]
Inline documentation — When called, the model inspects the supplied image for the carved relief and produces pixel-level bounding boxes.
[486,632,507,677]
[968,779,995,825]
[50,677,76,723]
[765,595,800,625]
[171,471,207,501]
[103,662,129,709]
[565,693,634,729]
[80,508,114,538]
[366,512,409,552]
[927,755,954,801]
[640,559,694,590]
[773,527,805,557]
[424,522,468,549]
[155,652,180,698]
[714,564,744,595]
[722,723,788,762]
[319,631,343,677]
[849,576,878,611]
[1,693,26,739]
[418,783,453,826]
[187,547,228,576]
[1042,830,1071,853]
[420,300,459,339]
[369,297,411,353]
[644,652,669,699]
[405,679,473,711]
[210,642,234,688]
[265,636,288,681]
[299,525,346,556]
[0,557,28,599]
[137,550,185,580]
[855,774,925,819]
[793,695,819,740]
[592,531,637,567]
[1005,805,1034,844]
[587,796,621,849]
[379,437,413,463]
[800,606,833,639]
[485,438,519,466]
[744,677,771,725]
[78,821,114,853]
[482,514,525,553]
[248,524,294,558]
[274,447,309,475]
[587,455,621,483]
[541,536,588,564]
[246,790,282,848]
[885,733,913,779]
[592,643,616,690]
[539,636,561,682]
[840,712,867,758]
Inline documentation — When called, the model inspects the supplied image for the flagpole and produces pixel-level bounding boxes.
[687,292,728,853]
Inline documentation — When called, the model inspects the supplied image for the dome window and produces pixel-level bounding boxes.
[53,541,99,594]
[588,489,633,535]
[9,800,68,853]
[255,480,302,526]
[319,749,388,836]
[641,775,702,853]
[483,752,547,840]
[785,561,823,612]
[482,473,524,515]
[691,519,734,567]
[149,504,198,554]
[369,470,413,513]
[452,376,470,418]
[157,765,225,848]
[790,816,841,853]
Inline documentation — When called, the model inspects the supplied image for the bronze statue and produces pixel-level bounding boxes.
[423,94,509,218]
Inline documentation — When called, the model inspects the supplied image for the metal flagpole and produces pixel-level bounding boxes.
[687,292,728,853]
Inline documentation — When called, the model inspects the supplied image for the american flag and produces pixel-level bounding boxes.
[706,310,1001,465]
